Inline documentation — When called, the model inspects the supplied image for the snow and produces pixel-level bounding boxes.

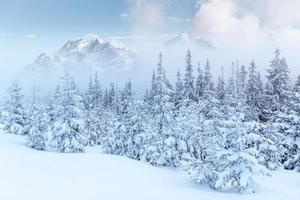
[0,133,299,200]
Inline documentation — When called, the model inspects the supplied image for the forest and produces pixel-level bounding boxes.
[2,49,300,194]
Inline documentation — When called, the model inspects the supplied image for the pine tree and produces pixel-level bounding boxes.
[107,83,119,112]
[265,49,290,111]
[152,53,173,135]
[246,61,264,121]
[226,64,237,106]
[47,73,88,153]
[142,53,178,166]
[174,70,184,112]
[28,105,48,150]
[84,73,103,146]
[198,59,219,119]
[203,59,214,100]
[236,64,247,108]
[4,82,27,135]
[183,50,195,102]
[216,67,226,104]
[195,64,204,101]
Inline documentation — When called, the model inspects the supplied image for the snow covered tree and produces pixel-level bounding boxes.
[47,72,88,153]
[103,80,148,161]
[195,64,204,101]
[236,64,247,105]
[103,80,133,155]
[85,72,102,112]
[183,50,195,102]
[246,61,264,121]
[203,59,214,100]
[151,53,174,135]
[141,53,180,166]
[174,70,184,113]
[107,83,119,112]
[183,120,267,193]
[84,73,103,146]
[28,105,48,150]
[4,82,27,135]
[197,59,220,119]
[265,49,290,112]
[216,67,226,104]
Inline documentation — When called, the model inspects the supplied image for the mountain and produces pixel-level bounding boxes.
[165,32,215,50]
[26,33,138,73]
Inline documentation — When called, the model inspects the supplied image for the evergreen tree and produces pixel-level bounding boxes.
[152,53,174,134]
[47,73,88,153]
[246,61,264,121]
[174,70,184,112]
[216,67,226,104]
[28,105,48,150]
[265,49,290,111]
[203,59,214,100]
[236,64,247,108]
[4,82,27,135]
[183,50,195,102]
[195,64,204,101]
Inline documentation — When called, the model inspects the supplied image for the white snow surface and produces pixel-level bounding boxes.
[0,133,299,200]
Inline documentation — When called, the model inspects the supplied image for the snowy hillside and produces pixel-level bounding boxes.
[0,133,299,200]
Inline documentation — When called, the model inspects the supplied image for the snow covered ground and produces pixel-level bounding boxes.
[0,132,299,200]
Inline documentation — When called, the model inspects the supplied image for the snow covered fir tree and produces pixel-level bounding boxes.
[1,49,300,194]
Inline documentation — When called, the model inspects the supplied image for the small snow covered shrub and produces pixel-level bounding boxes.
[210,151,265,193]
[258,143,281,170]
[284,151,300,171]
[183,150,267,194]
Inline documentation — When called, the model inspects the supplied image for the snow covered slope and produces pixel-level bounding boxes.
[0,133,299,200]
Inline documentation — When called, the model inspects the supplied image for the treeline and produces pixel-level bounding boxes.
[2,49,300,193]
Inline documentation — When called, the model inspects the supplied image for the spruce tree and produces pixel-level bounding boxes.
[265,49,290,111]
[195,64,204,101]
[47,73,88,153]
[4,82,27,135]
[183,50,195,102]
[174,70,184,112]
[246,61,264,121]
[28,105,48,150]
[216,67,226,104]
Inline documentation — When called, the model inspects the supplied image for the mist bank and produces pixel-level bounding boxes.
[0,33,299,102]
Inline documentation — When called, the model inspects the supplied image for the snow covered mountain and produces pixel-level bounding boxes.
[26,33,138,73]
[165,32,215,50]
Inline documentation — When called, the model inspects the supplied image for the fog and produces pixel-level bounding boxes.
[0,0,300,100]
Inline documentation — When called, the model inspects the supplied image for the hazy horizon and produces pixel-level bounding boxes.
[1,0,300,95]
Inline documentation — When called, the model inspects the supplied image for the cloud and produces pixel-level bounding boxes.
[24,34,36,38]
[193,0,264,47]
[0,32,5,37]
[128,0,166,35]
[192,0,300,49]
[189,0,300,79]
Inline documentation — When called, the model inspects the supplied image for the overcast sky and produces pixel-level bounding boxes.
[0,0,300,79]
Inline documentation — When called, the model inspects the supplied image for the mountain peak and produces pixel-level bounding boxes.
[58,33,128,57]
[165,32,215,50]
[81,33,102,40]
[177,32,192,42]
[27,34,138,73]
